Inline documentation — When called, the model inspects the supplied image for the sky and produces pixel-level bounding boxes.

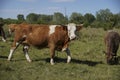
[0,0,120,19]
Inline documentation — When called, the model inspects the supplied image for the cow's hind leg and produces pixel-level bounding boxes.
[23,45,31,62]
[65,48,71,63]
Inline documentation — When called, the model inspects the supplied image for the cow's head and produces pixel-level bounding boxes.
[8,24,17,34]
[103,51,118,65]
[67,23,82,40]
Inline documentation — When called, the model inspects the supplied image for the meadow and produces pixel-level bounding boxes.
[0,26,120,80]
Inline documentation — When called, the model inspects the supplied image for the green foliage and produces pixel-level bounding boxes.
[3,18,18,24]
[37,14,53,24]
[69,12,84,24]
[112,13,120,28]
[96,9,113,22]
[17,14,25,23]
[0,17,4,24]
[84,13,95,27]
[52,12,68,24]
[26,13,39,24]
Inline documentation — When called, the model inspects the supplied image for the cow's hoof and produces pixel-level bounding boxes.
[27,60,32,63]
[50,62,55,65]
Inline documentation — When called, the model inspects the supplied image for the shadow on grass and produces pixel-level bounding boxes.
[71,59,103,66]
[34,57,103,66]
[0,46,5,48]
[0,55,8,59]
[6,56,120,66]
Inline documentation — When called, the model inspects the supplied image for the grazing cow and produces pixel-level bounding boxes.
[8,23,82,65]
[0,23,6,42]
[104,30,120,64]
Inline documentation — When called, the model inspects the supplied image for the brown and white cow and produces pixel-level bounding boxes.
[0,23,6,42]
[104,30,120,64]
[8,23,82,65]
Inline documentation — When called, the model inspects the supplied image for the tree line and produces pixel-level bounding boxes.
[0,8,120,30]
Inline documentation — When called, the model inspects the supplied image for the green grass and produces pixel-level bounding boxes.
[0,27,120,80]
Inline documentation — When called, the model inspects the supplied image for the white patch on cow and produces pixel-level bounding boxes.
[49,25,57,35]
[67,56,71,63]
[23,46,32,62]
[65,48,71,63]
[8,49,14,61]
[25,53,32,62]
[67,23,76,40]
[50,58,54,65]
[16,42,19,46]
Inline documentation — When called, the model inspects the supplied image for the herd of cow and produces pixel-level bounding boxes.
[0,23,120,65]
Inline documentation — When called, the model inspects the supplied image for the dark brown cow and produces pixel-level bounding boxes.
[8,23,82,65]
[104,30,120,64]
[0,23,6,42]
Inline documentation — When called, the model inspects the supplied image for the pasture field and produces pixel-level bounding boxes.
[0,26,120,80]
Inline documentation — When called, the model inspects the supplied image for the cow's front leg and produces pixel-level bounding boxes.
[65,48,71,63]
[49,44,55,65]
[8,47,15,61]
[23,45,32,62]
[8,41,21,61]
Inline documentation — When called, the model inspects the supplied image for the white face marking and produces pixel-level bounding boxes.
[49,25,57,35]
[67,23,76,40]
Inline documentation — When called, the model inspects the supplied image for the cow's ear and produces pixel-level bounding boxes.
[76,24,83,31]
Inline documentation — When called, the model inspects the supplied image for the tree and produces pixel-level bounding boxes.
[0,17,4,24]
[84,13,95,27]
[69,12,84,24]
[26,13,38,24]
[94,9,114,30]
[96,9,113,22]
[52,12,67,24]
[3,18,18,24]
[37,14,53,24]
[17,14,25,23]
[112,13,120,28]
